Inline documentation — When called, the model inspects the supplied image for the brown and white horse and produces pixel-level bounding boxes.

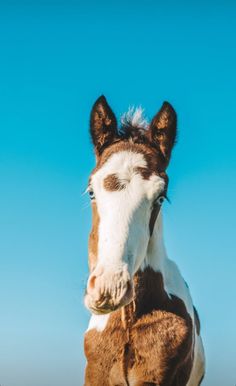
[84,96,205,386]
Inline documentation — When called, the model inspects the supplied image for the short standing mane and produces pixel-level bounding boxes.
[121,106,148,130]
[119,107,150,143]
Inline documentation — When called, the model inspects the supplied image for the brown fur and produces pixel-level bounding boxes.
[90,96,177,172]
[84,268,194,386]
[148,102,177,168]
[88,202,100,271]
[90,141,169,184]
[90,95,118,156]
[104,173,126,191]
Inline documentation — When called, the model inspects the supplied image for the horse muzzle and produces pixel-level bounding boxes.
[84,264,134,314]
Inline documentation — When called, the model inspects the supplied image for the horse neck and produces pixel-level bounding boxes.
[126,212,168,320]
[141,210,167,272]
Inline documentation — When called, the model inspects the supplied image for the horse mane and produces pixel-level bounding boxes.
[118,107,150,144]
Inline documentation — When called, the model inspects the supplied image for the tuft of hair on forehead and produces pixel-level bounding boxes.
[121,106,149,131]
[119,106,150,145]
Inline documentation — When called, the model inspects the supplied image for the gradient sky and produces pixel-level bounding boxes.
[0,1,236,385]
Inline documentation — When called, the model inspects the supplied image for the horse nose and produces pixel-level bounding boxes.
[87,273,98,292]
[85,265,134,314]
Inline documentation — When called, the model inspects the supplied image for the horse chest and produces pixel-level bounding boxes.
[84,309,193,386]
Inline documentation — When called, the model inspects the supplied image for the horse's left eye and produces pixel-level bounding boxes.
[157,195,165,205]
[89,190,95,200]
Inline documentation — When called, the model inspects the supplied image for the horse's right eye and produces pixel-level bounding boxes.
[89,190,95,200]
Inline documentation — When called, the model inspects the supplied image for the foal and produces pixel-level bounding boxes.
[84,96,205,386]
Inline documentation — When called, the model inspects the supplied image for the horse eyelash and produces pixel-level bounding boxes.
[160,192,171,204]
[82,186,90,196]
[164,194,171,204]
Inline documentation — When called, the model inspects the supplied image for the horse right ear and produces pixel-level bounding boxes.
[148,101,177,169]
[90,95,118,156]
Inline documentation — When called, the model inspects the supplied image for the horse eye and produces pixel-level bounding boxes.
[88,190,95,200]
[157,195,165,205]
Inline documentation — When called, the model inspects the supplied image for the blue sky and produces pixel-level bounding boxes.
[0,1,235,385]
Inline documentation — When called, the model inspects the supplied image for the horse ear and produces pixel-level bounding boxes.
[90,95,118,156]
[148,101,177,168]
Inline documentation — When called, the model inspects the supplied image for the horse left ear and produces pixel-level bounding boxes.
[148,102,177,168]
[90,95,118,156]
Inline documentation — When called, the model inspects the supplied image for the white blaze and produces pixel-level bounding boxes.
[91,150,165,275]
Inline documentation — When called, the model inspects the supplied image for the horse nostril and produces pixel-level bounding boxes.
[125,280,133,300]
[126,280,132,294]
[88,274,97,291]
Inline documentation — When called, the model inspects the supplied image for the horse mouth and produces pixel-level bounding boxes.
[84,283,134,315]
[88,304,118,315]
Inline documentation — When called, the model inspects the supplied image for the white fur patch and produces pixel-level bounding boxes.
[87,314,110,332]
[142,213,206,380]
[142,213,194,318]
[186,333,205,386]
[121,106,148,129]
[91,151,165,275]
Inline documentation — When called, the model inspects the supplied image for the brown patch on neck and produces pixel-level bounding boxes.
[84,267,196,386]
[88,202,100,272]
[131,268,192,321]
[103,173,126,191]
